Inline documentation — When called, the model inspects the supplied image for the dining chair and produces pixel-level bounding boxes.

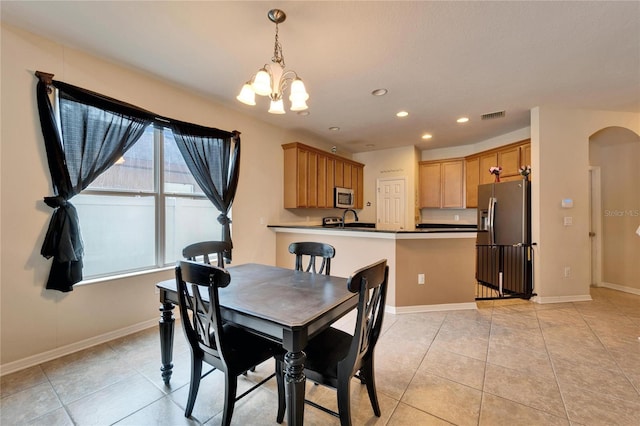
[276,259,389,426]
[288,241,336,275]
[176,260,285,424]
[182,240,231,267]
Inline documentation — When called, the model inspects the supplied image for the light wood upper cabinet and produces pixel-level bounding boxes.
[463,139,530,207]
[498,145,520,178]
[283,142,364,209]
[465,156,480,208]
[419,159,464,208]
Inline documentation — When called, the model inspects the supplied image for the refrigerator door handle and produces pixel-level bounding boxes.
[488,197,497,246]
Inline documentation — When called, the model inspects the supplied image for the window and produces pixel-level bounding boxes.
[74,126,224,278]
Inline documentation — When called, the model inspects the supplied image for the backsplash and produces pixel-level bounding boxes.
[420,208,477,224]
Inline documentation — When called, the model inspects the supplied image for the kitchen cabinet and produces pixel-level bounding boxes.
[283,142,364,209]
[419,159,465,208]
[464,139,530,207]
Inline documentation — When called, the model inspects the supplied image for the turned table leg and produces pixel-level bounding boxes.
[284,350,307,425]
[158,299,175,385]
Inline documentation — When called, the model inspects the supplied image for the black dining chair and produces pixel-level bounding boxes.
[276,259,389,426]
[288,242,336,275]
[176,260,285,424]
[182,241,231,267]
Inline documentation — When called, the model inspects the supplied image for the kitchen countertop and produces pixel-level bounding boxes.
[268,223,477,240]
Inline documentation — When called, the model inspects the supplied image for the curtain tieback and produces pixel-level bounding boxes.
[44,196,68,208]
[217,214,232,226]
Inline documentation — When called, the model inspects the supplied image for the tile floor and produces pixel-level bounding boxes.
[2,286,639,425]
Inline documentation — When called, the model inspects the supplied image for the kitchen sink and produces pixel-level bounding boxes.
[342,222,376,229]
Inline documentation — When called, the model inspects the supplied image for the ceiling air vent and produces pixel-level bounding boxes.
[481,110,506,120]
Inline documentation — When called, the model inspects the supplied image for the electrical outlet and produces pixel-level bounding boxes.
[418,274,425,285]
[564,266,571,278]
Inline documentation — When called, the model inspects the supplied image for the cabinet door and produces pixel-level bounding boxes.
[307,152,318,207]
[317,154,327,208]
[354,165,364,209]
[342,163,353,188]
[334,159,344,188]
[479,153,498,184]
[326,158,335,208]
[520,143,531,167]
[498,146,520,177]
[296,149,309,207]
[419,162,442,208]
[465,156,479,208]
[442,160,464,208]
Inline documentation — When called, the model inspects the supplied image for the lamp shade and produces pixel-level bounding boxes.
[289,78,309,101]
[252,69,272,96]
[290,98,308,111]
[236,83,256,105]
[268,98,286,114]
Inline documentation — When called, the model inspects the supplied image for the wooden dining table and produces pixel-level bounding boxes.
[156,263,358,426]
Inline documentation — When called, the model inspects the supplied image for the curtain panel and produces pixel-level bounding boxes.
[35,72,240,291]
[170,121,240,262]
[37,75,154,291]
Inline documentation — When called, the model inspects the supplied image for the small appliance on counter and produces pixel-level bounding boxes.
[322,216,343,227]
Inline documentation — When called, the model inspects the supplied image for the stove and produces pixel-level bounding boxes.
[322,216,343,227]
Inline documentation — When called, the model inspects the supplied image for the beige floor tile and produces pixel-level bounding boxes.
[66,373,165,425]
[114,396,197,425]
[0,382,62,425]
[487,340,556,381]
[489,323,547,353]
[479,393,569,425]
[430,328,489,361]
[560,383,640,425]
[402,372,482,426]
[0,365,48,398]
[483,363,566,418]
[26,406,74,426]
[419,346,486,390]
[386,402,454,425]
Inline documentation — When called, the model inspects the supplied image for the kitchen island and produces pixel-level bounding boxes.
[269,224,478,312]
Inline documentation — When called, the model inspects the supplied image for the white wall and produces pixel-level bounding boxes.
[531,106,640,303]
[0,23,336,371]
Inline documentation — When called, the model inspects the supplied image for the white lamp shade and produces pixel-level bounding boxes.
[290,97,308,111]
[236,84,256,105]
[289,78,309,101]
[268,98,286,114]
[252,69,272,96]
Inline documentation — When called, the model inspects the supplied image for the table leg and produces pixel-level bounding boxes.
[159,300,175,385]
[284,350,306,425]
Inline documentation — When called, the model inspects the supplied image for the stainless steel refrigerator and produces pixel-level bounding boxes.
[476,179,532,296]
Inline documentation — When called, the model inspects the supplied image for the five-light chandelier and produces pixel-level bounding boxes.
[236,9,309,114]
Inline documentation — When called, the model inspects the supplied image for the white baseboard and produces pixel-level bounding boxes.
[0,318,159,377]
[531,294,593,304]
[387,302,477,314]
[597,282,640,296]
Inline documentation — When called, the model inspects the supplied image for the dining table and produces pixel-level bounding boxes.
[156,263,358,426]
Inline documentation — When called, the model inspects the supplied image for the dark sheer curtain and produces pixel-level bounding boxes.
[170,122,240,262]
[36,74,154,291]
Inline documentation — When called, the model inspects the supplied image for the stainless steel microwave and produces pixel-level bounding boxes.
[334,187,354,208]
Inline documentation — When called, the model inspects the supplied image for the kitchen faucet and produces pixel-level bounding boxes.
[341,209,359,227]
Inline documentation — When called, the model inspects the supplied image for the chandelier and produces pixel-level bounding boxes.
[236,9,309,114]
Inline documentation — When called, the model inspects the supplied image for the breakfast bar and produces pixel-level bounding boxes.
[269,224,478,312]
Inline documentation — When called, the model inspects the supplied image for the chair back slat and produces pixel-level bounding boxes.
[176,260,231,363]
[288,242,335,275]
[182,241,232,267]
[341,259,388,377]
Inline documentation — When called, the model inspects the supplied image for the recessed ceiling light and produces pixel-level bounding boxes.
[421,134,433,140]
[396,111,409,118]
[371,88,388,96]
[457,117,470,123]
[329,126,340,131]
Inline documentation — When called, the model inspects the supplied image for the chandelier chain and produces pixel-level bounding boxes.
[272,23,285,68]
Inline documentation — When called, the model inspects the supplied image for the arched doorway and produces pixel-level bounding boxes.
[588,126,640,294]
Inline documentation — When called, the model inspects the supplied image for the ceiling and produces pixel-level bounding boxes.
[2,1,639,153]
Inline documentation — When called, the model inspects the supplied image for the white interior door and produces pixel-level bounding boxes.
[377,177,406,230]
